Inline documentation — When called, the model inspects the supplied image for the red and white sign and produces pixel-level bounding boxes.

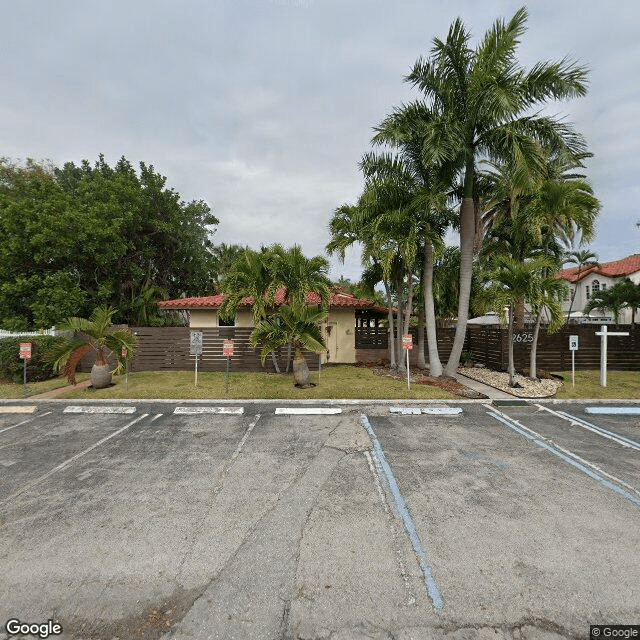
[19,343,32,359]
[402,334,413,350]
[121,346,127,358]
[223,339,234,357]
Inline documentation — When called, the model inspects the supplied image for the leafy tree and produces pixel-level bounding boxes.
[210,243,249,293]
[563,249,598,321]
[0,156,218,329]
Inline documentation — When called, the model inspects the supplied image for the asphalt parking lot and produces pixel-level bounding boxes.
[0,400,638,640]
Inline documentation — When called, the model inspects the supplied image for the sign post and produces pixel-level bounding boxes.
[569,335,578,389]
[121,346,129,392]
[223,339,234,394]
[402,334,413,391]
[190,331,203,386]
[595,325,629,387]
[19,342,31,398]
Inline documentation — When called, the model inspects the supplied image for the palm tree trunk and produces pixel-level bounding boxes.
[424,241,442,376]
[529,307,543,380]
[403,267,415,373]
[270,351,281,374]
[417,306,426,370]
[396,272,406,373]
[508,303,516,387]
[445,194,474,377]
[285,342,292,373]
[566,285,577,323]
[515,298,526,331]
[383,279,396,369]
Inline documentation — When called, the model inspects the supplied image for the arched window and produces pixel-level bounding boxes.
[592,280,600,294]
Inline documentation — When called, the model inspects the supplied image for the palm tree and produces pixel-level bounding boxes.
[269,244,331,372]
[220,248,282,372]
[485,255,556,386]
[50,306,137,388]
[210,243,248,292]
[563,249,599,321]
[584,280,638,324]
[376,7,589,377]
[250,302,327,387]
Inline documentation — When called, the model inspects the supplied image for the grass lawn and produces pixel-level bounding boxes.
[54,366,457,400]
[553,370,640,399]
[0,373,91,399]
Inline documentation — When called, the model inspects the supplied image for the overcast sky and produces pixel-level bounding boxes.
[2,0,638,282]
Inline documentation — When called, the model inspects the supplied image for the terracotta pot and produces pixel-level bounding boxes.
[91,363,112,389]
[292,356,310,387]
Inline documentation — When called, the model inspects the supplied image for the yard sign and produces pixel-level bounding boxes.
[402,334,412,391]
[19,343,31,397]
[190,331,203,386]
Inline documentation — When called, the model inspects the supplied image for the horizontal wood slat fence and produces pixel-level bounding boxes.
[127,327,317,373]
[78,324,639,373]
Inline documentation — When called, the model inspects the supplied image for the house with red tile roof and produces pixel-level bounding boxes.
[558,253,640,323]
[158,289,388,363]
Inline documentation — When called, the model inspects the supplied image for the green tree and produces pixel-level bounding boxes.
[0,156,218,329]
[250,302,327,388]
[563,249,598,321]
[50,307,137,388]
[584,280,640,323]
[377,7,588,376]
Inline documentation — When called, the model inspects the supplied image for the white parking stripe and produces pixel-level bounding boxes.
[486,405,640,509]
[0,406,36,414]
[274,408,341,415]
[173,407,244,414]
[536,404,640,451]
[0,411,53,435]
[1,413,149,505]
[390,407,463,415]
[585,407,640,415]
[64,406,136,414]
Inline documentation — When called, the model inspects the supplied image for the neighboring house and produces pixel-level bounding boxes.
[158,289,388,364]
[558,253,640,323]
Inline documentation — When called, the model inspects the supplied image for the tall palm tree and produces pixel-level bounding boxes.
[375,7,589,377]
[220,248,282,372]
[563,249,599,322]
[210,243,248,292]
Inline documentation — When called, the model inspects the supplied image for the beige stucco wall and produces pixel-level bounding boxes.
[187,307,357,362]
[322,308,356,363]
[189,309,253,327]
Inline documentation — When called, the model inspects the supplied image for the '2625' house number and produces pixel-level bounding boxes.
[512,332,534,343]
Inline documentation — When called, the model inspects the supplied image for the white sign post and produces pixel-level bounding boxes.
[569,335,578,388]
[595,325,628,387]
[402,334,413,391]
[190,331,203,386]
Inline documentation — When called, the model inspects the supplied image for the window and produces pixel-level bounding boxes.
[218,314,236,327]
[592,280,600,294]
[602,282,607,291]
[585,285,590,299]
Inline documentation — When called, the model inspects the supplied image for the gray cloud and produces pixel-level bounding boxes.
[2,0,638,285]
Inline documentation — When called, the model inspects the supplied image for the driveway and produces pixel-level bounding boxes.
[0,400,638,640]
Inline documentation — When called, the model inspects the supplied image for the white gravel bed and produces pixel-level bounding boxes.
[458,367,562,398]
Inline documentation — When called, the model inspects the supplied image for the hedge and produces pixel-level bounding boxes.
[0,336,67,383]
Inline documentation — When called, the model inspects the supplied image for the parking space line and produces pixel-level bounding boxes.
[0,406,36,414]
[63,406,136,414]
[274,408,341,415]
[173,407,244,414]
[0,413,149,505]
[585,407,640,415]
[389,407,463,415]
[150,413,163,422]
[360,414,444,611]
[0,411,53,435]
[536,404,640,451]
[486,407,640,510]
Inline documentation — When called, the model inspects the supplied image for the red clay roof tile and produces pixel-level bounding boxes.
[558,254,640,282]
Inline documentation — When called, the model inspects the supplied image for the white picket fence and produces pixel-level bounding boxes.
[0,327,56,339]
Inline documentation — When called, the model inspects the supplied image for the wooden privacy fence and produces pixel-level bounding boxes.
[355,323,640,371]
[127,327,318,373]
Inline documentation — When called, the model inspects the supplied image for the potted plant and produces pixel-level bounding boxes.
[50,307,137,389]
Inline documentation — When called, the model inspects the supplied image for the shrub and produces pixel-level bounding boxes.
[0,336,67,383]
